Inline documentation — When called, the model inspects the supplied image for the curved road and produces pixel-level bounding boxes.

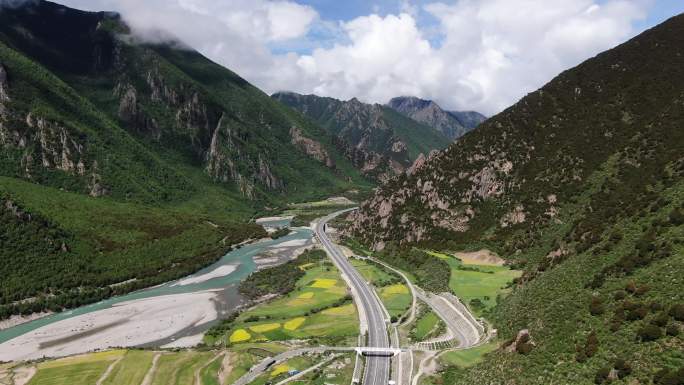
[316,210,390,385]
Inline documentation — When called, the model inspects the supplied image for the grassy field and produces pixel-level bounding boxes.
[149,351,215,385]
[439,342,498,368]
[101,350,155,385]
[378,283,412,319]
[220,262,359,346]
[26,350,124,385]
[350,258,397,286]
[198,354,222,385]
[427,251,521,315]
[412,311,442,341]
[11,347,287,385]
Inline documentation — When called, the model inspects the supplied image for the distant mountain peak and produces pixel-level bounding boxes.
[387,96,485,140]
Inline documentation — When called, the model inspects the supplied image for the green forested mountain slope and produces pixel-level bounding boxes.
[0,0,367,203]
[272,92,451,182]
[0,0,368,319]
[352,14,684,384]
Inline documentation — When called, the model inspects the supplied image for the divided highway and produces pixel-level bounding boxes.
[316,209,391,385]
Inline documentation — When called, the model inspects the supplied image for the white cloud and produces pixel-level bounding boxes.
[291,0,648,115]
[59,0,650,115]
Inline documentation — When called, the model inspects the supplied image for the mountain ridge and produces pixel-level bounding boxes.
[272,91,451,182]
[387,95,486,140]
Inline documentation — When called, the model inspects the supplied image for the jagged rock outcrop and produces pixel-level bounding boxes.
[114,83,161,140]
[290,126,335,168]
[0,63,9,135]
[25,113,86,175]
[206,114,283,198]
[0,63,9,105]
[505,329,536,354]
[387,96,486,140]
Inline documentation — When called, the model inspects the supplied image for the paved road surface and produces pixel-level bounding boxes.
[316,210,390,385]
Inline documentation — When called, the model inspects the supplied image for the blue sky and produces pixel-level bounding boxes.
[639,0,684,29]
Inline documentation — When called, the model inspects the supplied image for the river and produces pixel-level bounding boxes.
[0,219,313,361]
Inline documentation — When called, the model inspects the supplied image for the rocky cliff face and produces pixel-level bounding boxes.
[0,63,108,195]
[387,96,486,140]
[290,126,335,169]
[0,63,8,105]
[273,92,450,182]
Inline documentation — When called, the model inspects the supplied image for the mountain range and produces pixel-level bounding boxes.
[273,92,455,182]
[352,13,684,385]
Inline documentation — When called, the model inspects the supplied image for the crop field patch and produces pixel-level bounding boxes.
[322,304,356,316]
[28,361,112,385]
[448,263,521,313]
[39,350,125,369]
[230,329,252,343]
[100,350,155,385]
[310,278,337,288]
[249,323,281,333]
[284,317,307,330]
[382,284,409,295]
[297,292,315,299]
[439,342,498,368]
[271,363,291,377]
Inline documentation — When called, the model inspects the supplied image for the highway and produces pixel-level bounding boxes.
[316,209,391,385]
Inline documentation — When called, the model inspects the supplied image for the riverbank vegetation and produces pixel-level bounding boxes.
[0,177,266,320]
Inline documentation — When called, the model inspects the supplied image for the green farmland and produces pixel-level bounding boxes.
[427,251,521,315]
[220,260,359,346]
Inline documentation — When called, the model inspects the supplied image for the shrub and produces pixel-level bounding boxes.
[637,324,664,341]
[614,359,632,378]
[470,298,485,310]
[590,296,605,316]
[585,332,599,357]
[670,304,684,321]
[669,208,684,226]
[595,367,611,384]
[652,312,670,327]
[653,367,684,385]
[666,324,680,337]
